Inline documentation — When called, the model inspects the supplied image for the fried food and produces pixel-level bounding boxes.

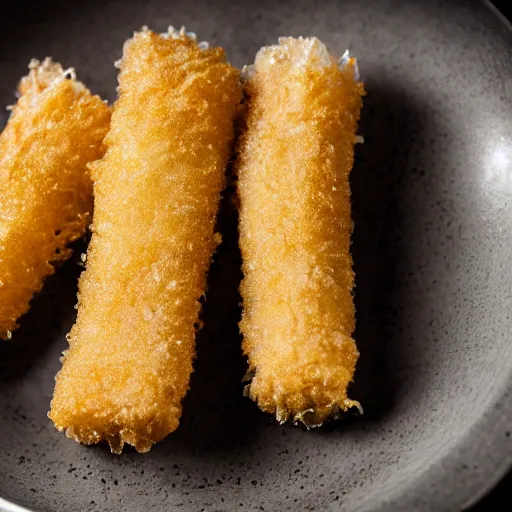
[0,59,110,340]
[49,27,242,453]
[237,37,364,426]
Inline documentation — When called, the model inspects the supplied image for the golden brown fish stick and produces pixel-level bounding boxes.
[49,28,241,453]
[0,59,110,340]
[237,37,364,426]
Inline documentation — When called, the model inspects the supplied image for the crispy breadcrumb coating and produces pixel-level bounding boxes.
[0,59,110,340]
[49,28,241,453]
[237,38,364,426]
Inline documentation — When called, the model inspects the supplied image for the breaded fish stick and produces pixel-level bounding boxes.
[237,38,364,426]
[49,28,241,453]
[0,59,110,340]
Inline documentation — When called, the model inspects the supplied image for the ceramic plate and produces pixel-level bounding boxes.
[1,0,511,510]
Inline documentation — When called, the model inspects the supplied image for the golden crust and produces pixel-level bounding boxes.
[49,30,241,453]
[237,38,364,426]
[0,59,110,340]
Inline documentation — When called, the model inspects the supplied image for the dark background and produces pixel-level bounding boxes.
[472,3,512,510]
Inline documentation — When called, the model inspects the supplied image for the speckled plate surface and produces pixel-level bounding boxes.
[1,0,512,511]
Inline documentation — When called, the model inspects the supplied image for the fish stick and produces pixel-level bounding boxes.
[237,37,364,426]
[0,59,110,340]
[49,27,241,453]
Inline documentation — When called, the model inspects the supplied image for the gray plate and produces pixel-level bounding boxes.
[1,0,512,511]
